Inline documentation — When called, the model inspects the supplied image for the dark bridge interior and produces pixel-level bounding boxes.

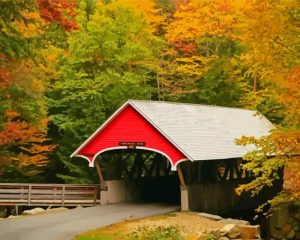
[96,149,181,204]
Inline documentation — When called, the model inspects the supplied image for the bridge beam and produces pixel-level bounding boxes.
[177,164,186,187]
[95,160,104,182]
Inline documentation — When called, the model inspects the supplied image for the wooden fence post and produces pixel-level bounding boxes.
[28,185,32,206]
[93,187,97,205]
[62,186,65,206]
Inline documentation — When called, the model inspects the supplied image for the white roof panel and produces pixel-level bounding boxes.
[129,100,275,161]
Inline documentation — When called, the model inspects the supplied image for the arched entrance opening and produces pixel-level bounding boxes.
[95,149,181,204]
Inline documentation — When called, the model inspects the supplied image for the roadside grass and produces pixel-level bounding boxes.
[76,237,110,240]
[75,225,183,240]
[74,212,225,240]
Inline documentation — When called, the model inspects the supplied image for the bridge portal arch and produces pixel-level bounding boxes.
[71,100,276,213]
[71,101,189,171]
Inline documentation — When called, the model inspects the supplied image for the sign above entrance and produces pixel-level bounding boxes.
[119,141,145,149]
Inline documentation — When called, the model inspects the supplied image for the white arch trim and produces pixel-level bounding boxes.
[75,146,189,171]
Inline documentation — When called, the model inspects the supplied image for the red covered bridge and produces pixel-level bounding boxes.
[71,100,279,213]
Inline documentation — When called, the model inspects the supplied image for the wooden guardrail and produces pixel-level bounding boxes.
[0,183,106,206]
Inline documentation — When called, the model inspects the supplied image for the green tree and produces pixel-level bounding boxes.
[47,1,163,183]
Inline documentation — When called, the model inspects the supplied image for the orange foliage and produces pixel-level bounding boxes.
[173,42,197,54]
[0,111,55,176]
[0,54,13,90]
[15,12,47,37]
[280,69,300,200]
[0,68,12,90]
[38,0,79,31]
[0,111,35,145]
[284,158,300,199]
[0,59,55,176]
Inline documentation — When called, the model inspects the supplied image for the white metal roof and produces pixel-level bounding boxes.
[128,100,275,161]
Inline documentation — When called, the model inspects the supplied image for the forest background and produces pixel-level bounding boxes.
[0,0,299,211]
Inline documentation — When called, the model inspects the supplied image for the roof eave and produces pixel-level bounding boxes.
[70,100,132,158]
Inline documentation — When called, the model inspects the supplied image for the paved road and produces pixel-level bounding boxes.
[0,202,179,240]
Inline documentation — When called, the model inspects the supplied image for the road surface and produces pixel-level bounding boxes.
[0,202,179,240]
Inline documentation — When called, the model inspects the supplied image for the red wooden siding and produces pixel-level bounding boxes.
[77,105,187,168]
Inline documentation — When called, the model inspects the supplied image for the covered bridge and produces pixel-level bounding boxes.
[71,100,276,213]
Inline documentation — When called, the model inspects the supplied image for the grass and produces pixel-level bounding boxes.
[74,211,225,240]
[76,226,183,240]
[76,237,111,240]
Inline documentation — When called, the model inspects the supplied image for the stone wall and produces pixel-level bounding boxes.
[269,204,300,239]
[198,213,261,240]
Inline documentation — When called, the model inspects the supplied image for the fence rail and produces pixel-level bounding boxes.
[0,183,106,206]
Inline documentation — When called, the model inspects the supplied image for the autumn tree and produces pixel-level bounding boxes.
[47,1,164,183]
[1,0,298,202]
[163,0,249,104]
[233,0,300,210]
[0,0,77,181]
[165,0,299,210]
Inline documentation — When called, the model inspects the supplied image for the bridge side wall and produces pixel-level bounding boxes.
[184,179,282,214]
[186,180,249,214]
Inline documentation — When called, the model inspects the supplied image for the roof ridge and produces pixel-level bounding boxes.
[128,99,257,112]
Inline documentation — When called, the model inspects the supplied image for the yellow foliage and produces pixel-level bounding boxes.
[279,68,300,127]
[14,12,49,37]
[175,55,214,77]
[115,0,165,31]
[8,60,45,94]
[166,0,249,43]
[236,129,300,206]
[237,0,299,96]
